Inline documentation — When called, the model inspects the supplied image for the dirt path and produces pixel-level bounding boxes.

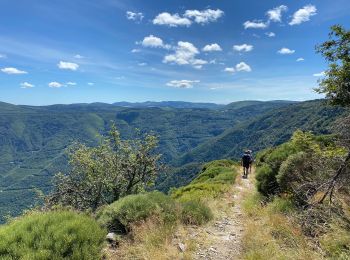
[193,168,253,260]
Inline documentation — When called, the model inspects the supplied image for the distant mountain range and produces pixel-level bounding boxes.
[0,99,345,222]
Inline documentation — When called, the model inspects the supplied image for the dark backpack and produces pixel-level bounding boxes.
[242,154,251,165]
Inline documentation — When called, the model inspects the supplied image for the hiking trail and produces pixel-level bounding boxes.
[190,167,253,259]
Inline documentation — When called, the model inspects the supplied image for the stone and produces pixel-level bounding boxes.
[178,242,186,252]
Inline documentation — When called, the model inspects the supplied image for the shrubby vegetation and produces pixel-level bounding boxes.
[45,125,161,211]
[0,211,105,259]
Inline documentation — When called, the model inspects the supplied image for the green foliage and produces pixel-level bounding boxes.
[96,191,178,233]
[316,25,350,107]
[0,210,105,260]
[46,124,161,211]
[171,160,236,201]
[180,200,213,225]
[255,130,345,198]
[267,197,295,214]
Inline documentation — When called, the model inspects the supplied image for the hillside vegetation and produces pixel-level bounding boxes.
[0,100,293,222]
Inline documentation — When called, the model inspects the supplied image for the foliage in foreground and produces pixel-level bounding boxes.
[0,210,105,260]
[171,160,237,202]
[46,124,161,211]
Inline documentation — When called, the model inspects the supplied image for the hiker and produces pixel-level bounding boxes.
[248,150,254,174]
[241,150,252,178]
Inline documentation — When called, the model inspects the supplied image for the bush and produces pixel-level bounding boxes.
[255,164,277,196]
[180,200,213,225]
[171,160,236,201]
[0,210,105,260]
[96,191,178,233]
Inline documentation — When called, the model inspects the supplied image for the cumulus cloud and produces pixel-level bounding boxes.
[184,9,224,24]
[265,32,276,37]
[87,82,94,86]
[153,12,191,27]
[48,81,63,88]
[233,44,253,52]
[236,62,252,72]
[138,62,147,66]
[166,79,200,88]
[224,67,235,74]
[131,48,141,53]
[74,54,84,59]
[202,43,222,52]
[126,11,144,22]
[296,57,305,62]
[289,5,317,25]
[20,82,34,88]
[243,20,268,29]
[58,61,79,71]
[278,48,295,54]
[1,67,27,74]
[313,71,325,77]
[267,5,288,22]
[141,35,171,49]
[66,82,77,86]
[163,41,207,69]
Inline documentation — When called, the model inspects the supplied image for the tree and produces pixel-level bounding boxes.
[316,25,350,203]
[316,25,350,106]
[45,124,162,211]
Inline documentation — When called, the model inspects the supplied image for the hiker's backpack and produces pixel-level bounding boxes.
[242,154,251,165]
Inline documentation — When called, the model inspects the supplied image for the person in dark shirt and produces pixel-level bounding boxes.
[241,150,252,179]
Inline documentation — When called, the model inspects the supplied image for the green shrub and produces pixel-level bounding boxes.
[96,191,178,233]
[180,200,213,225]
[256,164,277,196]
[0,210,105,260]
[171,160,236,201]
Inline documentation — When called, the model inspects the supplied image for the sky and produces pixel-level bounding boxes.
[0,0,350,105]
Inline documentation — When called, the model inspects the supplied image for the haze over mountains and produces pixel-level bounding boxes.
[0,99,345,222]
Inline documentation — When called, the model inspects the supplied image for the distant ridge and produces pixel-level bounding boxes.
[113,101,225,109]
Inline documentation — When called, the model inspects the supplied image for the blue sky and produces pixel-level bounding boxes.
[0,0,349,105]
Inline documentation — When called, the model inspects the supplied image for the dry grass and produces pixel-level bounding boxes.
[241,175,325,260]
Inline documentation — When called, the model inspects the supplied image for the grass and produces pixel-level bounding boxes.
[0,210,106,260]
[241,192,323,260]
[102,159,237,259]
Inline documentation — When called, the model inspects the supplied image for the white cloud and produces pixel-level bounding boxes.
[87,82,94,86]
[48,81,63,88]
[267,5,288,22]
[278,47,295,54]
[74,54,84,59]
[66,82,77,86]
[296,57,305,62]
[1,67,27,74]
[313,71,325,77]
[236,62,252,72]
[153,12,191,27]
[265,32,276,37]
[166,79,200,88]
[163,41,207,69]
[243,20,268,29]
[57,61,79,71]
[289,5,317,25]
[224,67,235,74]
[138,62,147,66]
[202,43,222,52]
[131,48,141,53]
[233,44,254,52]
[0,54,6,58]
[184,9,224,24]
[126,11,144,22]
[20,82,34,88]
[141,35,170,49]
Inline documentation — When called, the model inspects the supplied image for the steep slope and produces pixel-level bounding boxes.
[175,100,345,166]
[0,100,290,222]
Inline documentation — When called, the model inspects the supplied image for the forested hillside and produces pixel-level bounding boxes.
[0,99,343,222]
